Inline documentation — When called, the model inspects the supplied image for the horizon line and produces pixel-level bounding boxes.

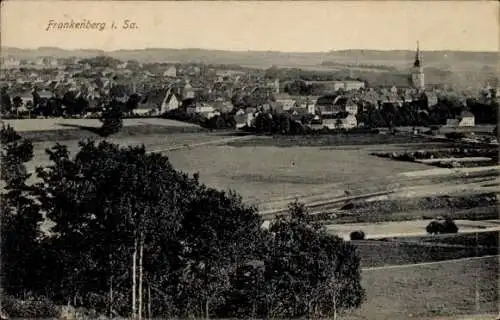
[2,46,498,54]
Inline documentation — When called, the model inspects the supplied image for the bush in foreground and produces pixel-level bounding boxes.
[445,132,466,140]
[99,100,123,137]
[350,230,366,240]
[1,294,59,319]
[224,202,365,318]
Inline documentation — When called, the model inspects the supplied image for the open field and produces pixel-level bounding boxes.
[24,131,498,215]
[18,126,500,247]
[439,125,496,134]
[21,124,208,143]
[391,231,499,248]
[165,145,432,206]
[260,169,499,217]
[26,139,447,215]
[2,119,208,142]
[227,134,437,148]
[372,145,499,169]
[399,165,500,178]
[353,238,499,268]
[322,192,500,224]
[322,206,499,225]
[355,142,494,153]
[328,219,500,242]
[10,126,500,320]
[1,117,200,132]
[344,256,499,320]
[23,132,246,179]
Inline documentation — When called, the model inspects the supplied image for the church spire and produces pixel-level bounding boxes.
[413,41,421,68]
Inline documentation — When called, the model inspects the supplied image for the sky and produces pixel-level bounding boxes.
[1,1,499,52]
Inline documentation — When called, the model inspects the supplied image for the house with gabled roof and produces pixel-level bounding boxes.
[235,108,255,129]
[322,113,357,130]
[160,88,180,114]
[424,91,438,108]
[274,93,296,110]
[164,66,177,78]
[212,101,234,113]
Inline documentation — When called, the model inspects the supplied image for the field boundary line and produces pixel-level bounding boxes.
[148,135,254,153]
[354,226,500,240]
[260,190,396,217]
[362,254,499,271]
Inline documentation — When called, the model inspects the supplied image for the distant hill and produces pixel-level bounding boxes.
[2,47,497,68]
[2,47,498,88]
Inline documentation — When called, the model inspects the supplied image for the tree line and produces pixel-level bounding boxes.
[0,125,364,319]
[0,88,150,119]
[357,96,498,128]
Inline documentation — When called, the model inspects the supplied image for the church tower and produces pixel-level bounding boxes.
[410,41,425,90]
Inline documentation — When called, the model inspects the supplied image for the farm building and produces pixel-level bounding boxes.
[304,80,365,92]
[344,80,366,91]
[322,114,357,130]
[164,66,177,78]
[275,93,296,110]
[160,89,180,114]
[235,109,255,129]
[425,91,438,108]
[182,81,195,100]
[186,103,220,119]
[135,88,177,115]
[446,110,475,127]
[212,101,234,113]
[316,104,343,117]
[457,111,475,127]
[340,114,358,129]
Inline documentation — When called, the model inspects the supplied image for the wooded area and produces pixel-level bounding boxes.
[0,124,364,319]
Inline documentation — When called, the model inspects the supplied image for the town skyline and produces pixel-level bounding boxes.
[2,1,498,53]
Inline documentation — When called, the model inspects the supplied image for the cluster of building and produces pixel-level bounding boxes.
[1,43,496,128]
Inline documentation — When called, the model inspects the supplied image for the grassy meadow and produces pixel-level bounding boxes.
[1,118,200,132]
[2,118,207,142]
[402,231,499,248]
[347,256,499,320]
[165,144,431,206]
[227,134,437,148]
[353,239,498,268]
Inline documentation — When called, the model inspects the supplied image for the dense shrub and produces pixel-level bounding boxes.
[165,109,236,130]
[350,230,366,240]
[341,202,355,210]
[445,132,466,140]
[99,101,123,137]
[1,294,60,318]
[426,217,459,234]
[442,217,459,233]
[426,221,444,234]
[203,113,236,130]
[314,211,338,221]
[1,126,367,319]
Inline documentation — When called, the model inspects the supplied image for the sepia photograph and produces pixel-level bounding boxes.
[0,1,499,319]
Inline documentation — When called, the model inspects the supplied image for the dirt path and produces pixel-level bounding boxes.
[362,254,500,271]
[399,165,500,178]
